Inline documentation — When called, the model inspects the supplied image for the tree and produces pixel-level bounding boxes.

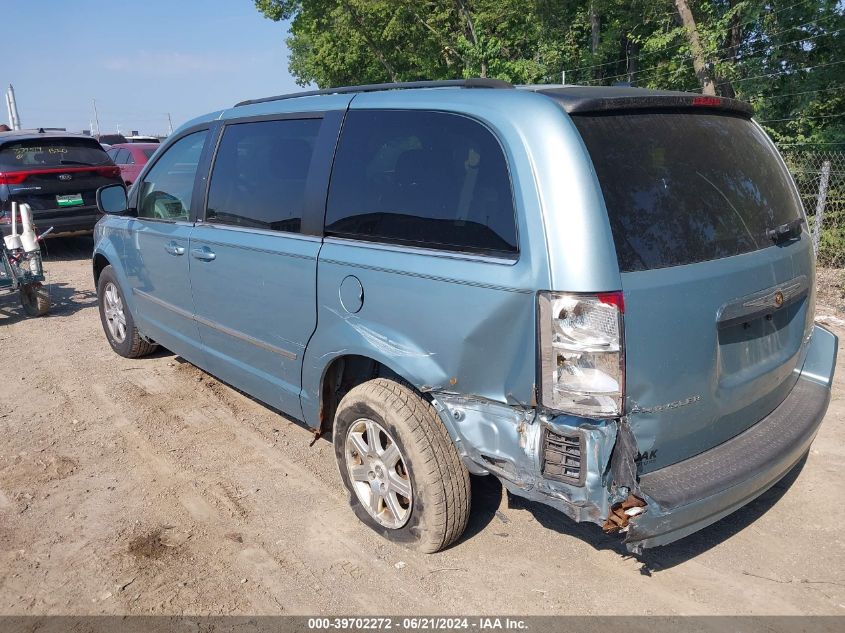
[674,0,717,94]
[254,0,845,143]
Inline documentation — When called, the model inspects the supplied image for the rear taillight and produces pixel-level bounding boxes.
[538,291,625,418]
[0,172,29,185]
[0,165,120,184]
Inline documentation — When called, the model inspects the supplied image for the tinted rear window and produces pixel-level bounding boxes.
[326,110,518,256]
[0,138,111,171]
[572,112,803,272]
[205,118,320,233]
[142,148,156,160]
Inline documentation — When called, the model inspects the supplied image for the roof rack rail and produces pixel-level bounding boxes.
[234,77,513,107]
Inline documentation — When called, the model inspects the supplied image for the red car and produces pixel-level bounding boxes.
[105,143,158,186]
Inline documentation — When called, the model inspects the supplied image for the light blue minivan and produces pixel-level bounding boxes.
[93,79,838,554]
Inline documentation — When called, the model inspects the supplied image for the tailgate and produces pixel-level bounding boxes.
[8,168,119,216]
[0,136,119,221]
[572,110,814,473]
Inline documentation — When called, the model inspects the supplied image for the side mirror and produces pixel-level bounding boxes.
[96,184,129,215]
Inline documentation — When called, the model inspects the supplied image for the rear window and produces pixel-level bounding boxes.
[142,148,156,160]
[572,112,803,272]
[205,118,320,233]
[0,138,111,171]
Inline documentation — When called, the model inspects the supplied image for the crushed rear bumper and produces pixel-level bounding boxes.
[625,325,838,552]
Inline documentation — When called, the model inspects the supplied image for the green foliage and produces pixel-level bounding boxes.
[254,0,845,144]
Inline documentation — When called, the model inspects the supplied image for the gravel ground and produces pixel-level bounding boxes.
[0,236,843,616]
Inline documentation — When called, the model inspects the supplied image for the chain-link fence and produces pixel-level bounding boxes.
[780,147,845,313]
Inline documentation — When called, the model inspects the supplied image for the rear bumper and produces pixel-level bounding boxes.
[626,325,838,551]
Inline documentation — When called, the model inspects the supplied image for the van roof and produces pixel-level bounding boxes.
[233,79,753,117]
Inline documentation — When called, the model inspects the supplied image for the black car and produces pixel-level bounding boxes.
[0,129,123,236]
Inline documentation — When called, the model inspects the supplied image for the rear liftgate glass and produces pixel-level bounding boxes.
[566,108,812,539]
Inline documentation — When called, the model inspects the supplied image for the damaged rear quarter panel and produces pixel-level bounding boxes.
[299,243,539,429]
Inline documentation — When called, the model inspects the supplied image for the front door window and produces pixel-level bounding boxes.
[137,131,207,221]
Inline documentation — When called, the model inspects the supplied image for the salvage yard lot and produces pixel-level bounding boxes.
[1,237,843,616]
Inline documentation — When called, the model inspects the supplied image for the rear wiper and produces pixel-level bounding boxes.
[766,218,804,243]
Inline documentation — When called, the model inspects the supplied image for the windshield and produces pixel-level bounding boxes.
[572,111,803,272]
[0,138,111,171]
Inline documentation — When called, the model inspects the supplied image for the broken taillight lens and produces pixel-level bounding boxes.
[538,291,624,418]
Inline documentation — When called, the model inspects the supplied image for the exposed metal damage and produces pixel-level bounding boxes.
[428,390,642,534]
[602,494,647,534]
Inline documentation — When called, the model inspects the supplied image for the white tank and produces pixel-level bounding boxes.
[19,203,38,253]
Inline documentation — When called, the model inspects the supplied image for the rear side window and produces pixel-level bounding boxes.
[0,138,110,170]
[205,118,321,234]
[326,110,518,256]
[573,112,803,272]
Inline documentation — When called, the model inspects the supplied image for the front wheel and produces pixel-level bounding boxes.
[97,265,158,358]
[20,282,50,317]
[334,378,471,553]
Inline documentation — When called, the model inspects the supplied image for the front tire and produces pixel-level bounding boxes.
[97,265,158,358]
[334,378,471,553]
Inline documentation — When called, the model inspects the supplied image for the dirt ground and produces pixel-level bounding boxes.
[0,236,844,616]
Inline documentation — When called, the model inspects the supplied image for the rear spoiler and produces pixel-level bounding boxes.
[537,89,754,117]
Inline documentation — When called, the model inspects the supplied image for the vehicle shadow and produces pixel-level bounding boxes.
[459,475,509,544]
[0,281,98,325]
[466,455,807,571]
[634,455,807,573]
[40,234,95,262]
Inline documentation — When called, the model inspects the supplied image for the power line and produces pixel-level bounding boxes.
[755,84,845,100]
[758,112,845,123]
[582,21,844,86]
[564,0,831,77]
[727,59,845,85]
[778,141,845,145]
[719,25,844,65]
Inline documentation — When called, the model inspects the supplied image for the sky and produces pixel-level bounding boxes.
[1,0,301,135]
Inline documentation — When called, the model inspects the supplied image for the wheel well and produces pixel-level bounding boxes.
[319,355,403,435]
[93,253,110,286]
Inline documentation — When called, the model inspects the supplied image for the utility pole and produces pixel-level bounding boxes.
[92,98,101,137]
[7,84,21,129]
[166,113,173,136]
[4,90,12,128]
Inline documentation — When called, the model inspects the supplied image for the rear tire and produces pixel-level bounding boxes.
[334,378,471,553]
[20,282,50,317]
[97,265,158,358]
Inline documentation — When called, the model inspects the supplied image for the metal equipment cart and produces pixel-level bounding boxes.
[0,238,49,317]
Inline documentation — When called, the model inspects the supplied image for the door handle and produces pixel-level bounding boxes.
[191,246,216,261]
[164,241,185,256]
